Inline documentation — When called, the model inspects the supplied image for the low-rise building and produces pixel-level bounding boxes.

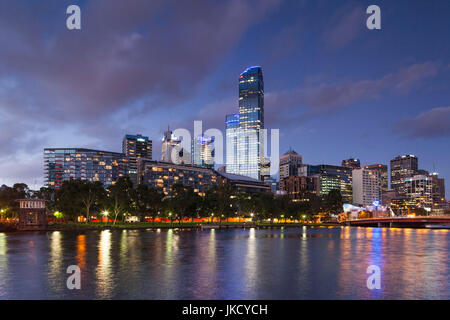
[138,159,216,196]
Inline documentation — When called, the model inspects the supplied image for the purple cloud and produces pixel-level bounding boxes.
[395,107,450,139]
[264,61,441,125]
[0,0,282,160]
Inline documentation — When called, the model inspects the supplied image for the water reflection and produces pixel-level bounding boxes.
[0,227,449,299]
[76,234,86,270]
[245,228,257,291]
[96,230,113,298]
[0,233,7,297]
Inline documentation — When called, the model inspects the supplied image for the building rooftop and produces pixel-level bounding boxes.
[215,171,262,183]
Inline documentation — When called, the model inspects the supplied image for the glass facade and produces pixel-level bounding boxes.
[225,114,239,174]
[161,130,191,164]
[44,148,128,189]
[390,155,418,194]
[226,66,265,180]
[299,164,353,203]
[123,134,152,186]
[192,135,214,169]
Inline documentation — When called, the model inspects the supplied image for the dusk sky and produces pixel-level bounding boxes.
[0,0,449,197]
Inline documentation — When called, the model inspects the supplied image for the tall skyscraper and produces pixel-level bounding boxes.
[390,155,418,194]
[279,149,303,181]
[226,66,265,180]
[364,164,388,191]
[352,168,382,207]
[122,134,152,186]
[161,129,191,164]
[342,158,361,169]
[44,148,127,189]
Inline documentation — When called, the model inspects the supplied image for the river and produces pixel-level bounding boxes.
[0,226,449,299]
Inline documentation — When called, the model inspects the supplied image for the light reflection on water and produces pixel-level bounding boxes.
[0,227,449,299]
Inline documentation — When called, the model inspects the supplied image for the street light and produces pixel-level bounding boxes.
[102,211,109,224]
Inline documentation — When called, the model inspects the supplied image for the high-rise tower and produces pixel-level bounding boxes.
[390,155,418,194]
[123,134,152,186]
[226,66,265,180]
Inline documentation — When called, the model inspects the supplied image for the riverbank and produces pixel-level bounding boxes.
[46,221,342,231]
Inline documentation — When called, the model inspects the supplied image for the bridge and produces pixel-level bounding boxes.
[345,216,450,228]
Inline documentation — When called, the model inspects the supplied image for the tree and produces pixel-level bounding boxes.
[32,187,55,212]
[135,184,164,222]
[106,177,135,225]
[204,183,235,223]
[170,184,200,223]
[79,181,106,222]
[54,180,84,220]
[324,189,343,215]
[0,183,31,219]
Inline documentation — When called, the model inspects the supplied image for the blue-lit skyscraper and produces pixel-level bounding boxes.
[226,114,240,174]
[226,66,265,180]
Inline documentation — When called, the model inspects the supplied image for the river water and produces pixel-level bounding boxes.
[0,226,449,299]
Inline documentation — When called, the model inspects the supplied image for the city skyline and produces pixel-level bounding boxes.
[0,0,449,199]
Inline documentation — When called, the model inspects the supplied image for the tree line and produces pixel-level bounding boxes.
[0,177,346,223]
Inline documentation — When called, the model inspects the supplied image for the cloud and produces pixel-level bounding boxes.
[323,2,366,49]
[0,0,282,165]
[394,107,450,139]
[264,61,441,125]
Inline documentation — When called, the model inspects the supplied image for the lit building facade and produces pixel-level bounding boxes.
[352,168,382,207]
[138,160,216,196]
[390,155,418,194]
[299,164,353,203]
[280,176,318,201]
[122,134,152,186]
[215,171,271,194]
[279,149,303,182]
[161,129,191,165]
[226,66,265,180]
[364,164,388,191]
[44,148,127,189]
[404,175,433,211]
[192,135,214,169]
[225,114,240,174]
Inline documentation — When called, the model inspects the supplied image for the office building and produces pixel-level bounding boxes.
[44,148,127,189]
[161,129,191,165]
[225,114,240,174]
[122,134,152,186]
[364,164,388,191]
[430,173,446,214]
[279,149,303,181]
[192,135,214,169]
[226,66,266,180]
[390,155,418,194]
[281,176,318,201]
[299,164,353,203]
[352,168,382,207]
[404,175,433,211]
